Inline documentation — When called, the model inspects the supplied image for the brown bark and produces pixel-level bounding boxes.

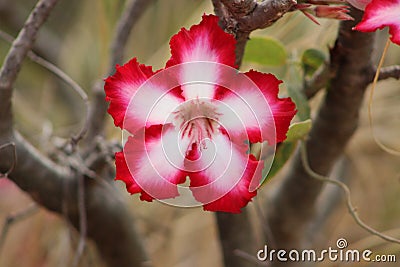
[266,7,375,258]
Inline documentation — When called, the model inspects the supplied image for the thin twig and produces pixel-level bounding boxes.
[0,30,89,145]
[0,203,39,254]
[0,142,16,178]
[300,140,400,245]
[253,198,276,248]
[368,39,400,156]
[0,0,60,134]
[378,65,400,81]
[109,0,154,73]
[303,62,332,99]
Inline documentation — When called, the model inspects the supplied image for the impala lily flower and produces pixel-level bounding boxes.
[105,15,296,213]
[352,0,400,45]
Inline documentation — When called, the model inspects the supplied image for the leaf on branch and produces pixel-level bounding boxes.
[285,119,313,142]
[260,141,297,185]
[260,119,313,186]
[301,48,327,77]
[243,37,287,67]
[286,62,311,121]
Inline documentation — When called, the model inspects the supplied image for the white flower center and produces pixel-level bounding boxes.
[173,98,220,150]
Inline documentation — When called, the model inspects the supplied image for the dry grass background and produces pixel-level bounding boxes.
[0,0,399,266]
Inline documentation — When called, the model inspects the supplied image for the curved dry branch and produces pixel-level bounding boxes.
[0,30,90,145]
[300,141,400,245]
[0,203,39,255]
[0,0,59,136]
[0,1,152,266]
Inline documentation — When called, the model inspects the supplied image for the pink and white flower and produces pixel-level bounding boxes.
[351,0,400,45]
[105,15,296,213]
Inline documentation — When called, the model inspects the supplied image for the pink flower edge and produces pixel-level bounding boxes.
[353,0,400,45]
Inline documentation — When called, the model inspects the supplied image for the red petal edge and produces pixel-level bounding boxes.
[354,0,400,45]
[115,151,153,202]
[104,58,154,129]
[245,70,297,143]
[166,14,237,68]
[193,154,262,214]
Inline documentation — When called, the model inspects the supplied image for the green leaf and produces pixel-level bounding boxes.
[301,49,326,76]
[260,142,297,185]
[285,119,312,142]
[243,37,287,67]
[286,63,311,121]
[260,119,312,186]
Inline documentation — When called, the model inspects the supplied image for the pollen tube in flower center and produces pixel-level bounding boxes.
[172,97,220,154]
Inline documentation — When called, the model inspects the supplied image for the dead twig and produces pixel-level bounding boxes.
[0,142,16,178]
[0,203,39,254]
[0,0,60,135]
[300,141,400,245]
[0,30,89,146]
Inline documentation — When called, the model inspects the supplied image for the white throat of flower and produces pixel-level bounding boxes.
[172,98,220,151]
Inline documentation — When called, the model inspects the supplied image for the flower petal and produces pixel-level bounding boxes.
[105,58,183,133]
[116,125,189,201]
[217,70,297,145]
[188,133,263,213]
[354,0,400,45]
[166,14,236,100]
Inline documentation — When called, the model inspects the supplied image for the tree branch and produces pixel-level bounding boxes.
[0,131,152,267]
[377,65,400,81]
[0,0,59,136]
[0,1,62,63]
[213,0,296,65]
[0,1,152,266]
[86,0,154,141]
[266,7,375,261]
[216,212,258,267]
[0,30,90,145]
[304,62,400,100]
[304,62,333,99]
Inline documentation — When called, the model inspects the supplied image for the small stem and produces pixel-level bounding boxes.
[0,204,39,255]
[368,38,400,156]
[0,142,16,178]
[300,141,400,245]
[0,30,89,146]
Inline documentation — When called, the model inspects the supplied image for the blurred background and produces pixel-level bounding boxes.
[0,0,399,266]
